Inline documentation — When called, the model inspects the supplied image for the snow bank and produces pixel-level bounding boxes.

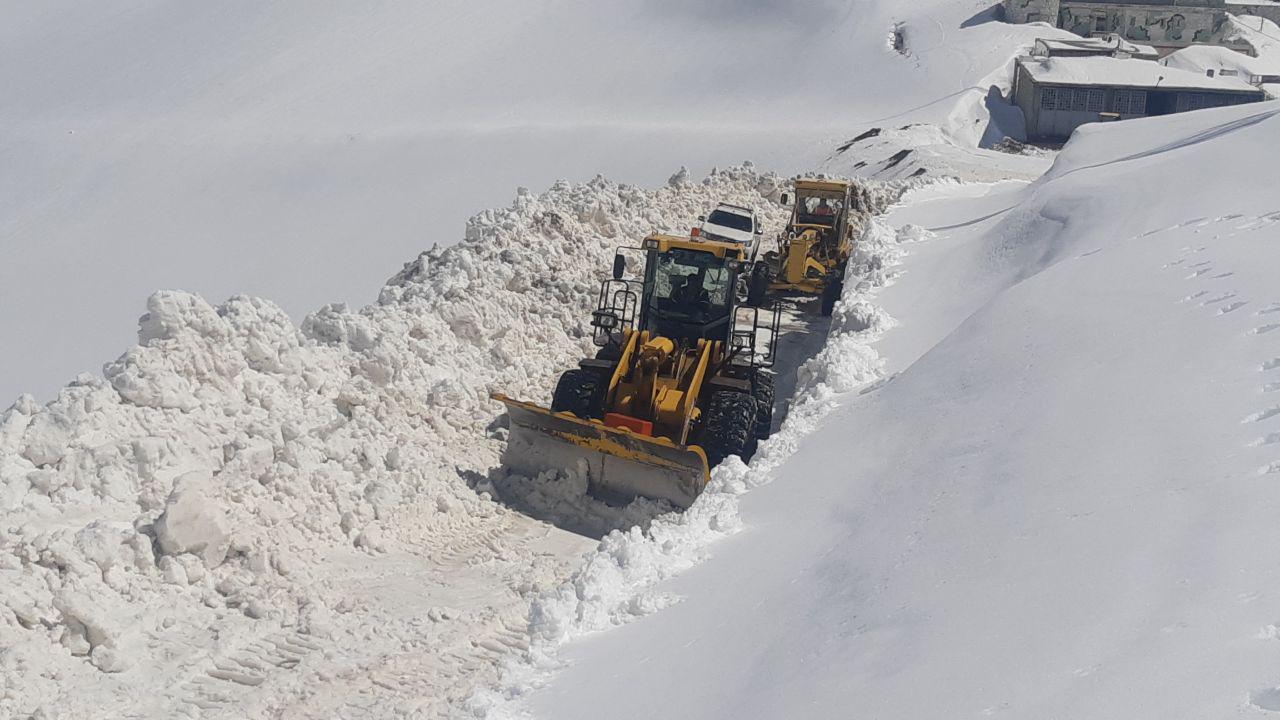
[0,165,798,718]
[512,102,1280,720]
[468,215,935,717]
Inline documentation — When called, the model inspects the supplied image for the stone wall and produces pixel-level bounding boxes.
[1005,0,1063,23]
[1003,0,1272,50]
[1231,3,1280,25]
[1059,2,1228,47]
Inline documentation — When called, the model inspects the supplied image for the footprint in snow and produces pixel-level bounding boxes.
[1186,269,1212,279]
[1179,290,1209,303]
[1212,272,1234,279]
[1267,359,1280,371]
[1219,301,1248,315]
[1259,305,1280,316]
[1265,383,1280,393]
[1252,687,1280,712]
[1252,433,1280,447]
[1244,406,1280,423]
[1076,248,1102,258]
[1202,292,1237,306]
[1262,462,1280,476]
[1254,324,1280,335]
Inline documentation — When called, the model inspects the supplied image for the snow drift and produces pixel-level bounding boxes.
[514,102,1280,719]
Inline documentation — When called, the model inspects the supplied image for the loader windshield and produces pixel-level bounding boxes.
[646,249,732,333]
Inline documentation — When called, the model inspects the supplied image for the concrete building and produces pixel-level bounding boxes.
[1012,54,1266,141]
[1004,0,1278,53]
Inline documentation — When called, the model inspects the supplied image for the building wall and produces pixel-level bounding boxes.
[1004,0,1267,49]
[1003,0,1064,23]
[1013,63,1043,134]
[1059,2,1229,48]
[1005,0,1062,24]
[1232,3,1280,26]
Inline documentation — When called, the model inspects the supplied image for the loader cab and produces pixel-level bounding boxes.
[638,236,742,345]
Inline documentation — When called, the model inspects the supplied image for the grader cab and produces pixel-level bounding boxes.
[491,233,779,508]
[747,178,859,315]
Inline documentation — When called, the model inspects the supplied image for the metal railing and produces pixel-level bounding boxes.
[731,302,781,369]
[592,278,641,348]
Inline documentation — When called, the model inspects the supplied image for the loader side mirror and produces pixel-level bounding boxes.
[612,254,626,280]
[779,193,789,206]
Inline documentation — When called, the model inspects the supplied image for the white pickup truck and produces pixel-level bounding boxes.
[696,202,763,263]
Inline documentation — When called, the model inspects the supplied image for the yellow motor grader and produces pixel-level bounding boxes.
[746,178,859,316]
[491,233,779,508]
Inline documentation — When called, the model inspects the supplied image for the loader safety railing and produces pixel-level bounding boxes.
[731,302,781,369]
[592,278,641,349]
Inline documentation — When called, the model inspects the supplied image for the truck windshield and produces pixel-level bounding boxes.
[649,249,732,325]
[705,209,753,233]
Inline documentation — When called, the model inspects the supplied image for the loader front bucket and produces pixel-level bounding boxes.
[492,394,709,509]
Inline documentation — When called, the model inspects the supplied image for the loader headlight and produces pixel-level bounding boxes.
[642,238,660,250]
[591,310,620,329]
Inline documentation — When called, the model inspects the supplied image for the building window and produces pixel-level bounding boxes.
[1070,88,1088,111]
[1041,88,1058,110]
[1087,89,1105,112]
[1114,89,1147,115]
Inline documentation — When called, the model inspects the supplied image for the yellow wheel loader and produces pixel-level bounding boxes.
[491,233,780,508]
[746,178,860,316]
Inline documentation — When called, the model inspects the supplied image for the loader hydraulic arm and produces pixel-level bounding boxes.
[634,336,675,419]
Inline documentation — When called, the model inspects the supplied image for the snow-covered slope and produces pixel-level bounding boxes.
[517,103,1280,718]
[3,0,1061,402]
[11,1,1236,717]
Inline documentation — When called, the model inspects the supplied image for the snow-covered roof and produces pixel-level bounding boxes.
[1018,55,1262,92]
[1035,35,1157,58]
[1163,44,1280,79]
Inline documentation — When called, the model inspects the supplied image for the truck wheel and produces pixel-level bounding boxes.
[820,276,844,317]
[699,390,758,467]
[550,368,608,419]
[751,372,775,440]
[746,262,771,307]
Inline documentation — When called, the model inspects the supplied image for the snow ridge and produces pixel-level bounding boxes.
[468,216,935,717]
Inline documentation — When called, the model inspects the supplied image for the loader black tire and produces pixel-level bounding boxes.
[746,262,771,307]
[820,275,844,317]
[699,390,758,467]
[751,372,775,440]
[550,368,608,420]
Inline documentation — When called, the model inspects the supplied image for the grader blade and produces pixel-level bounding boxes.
[492,394,709,509]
